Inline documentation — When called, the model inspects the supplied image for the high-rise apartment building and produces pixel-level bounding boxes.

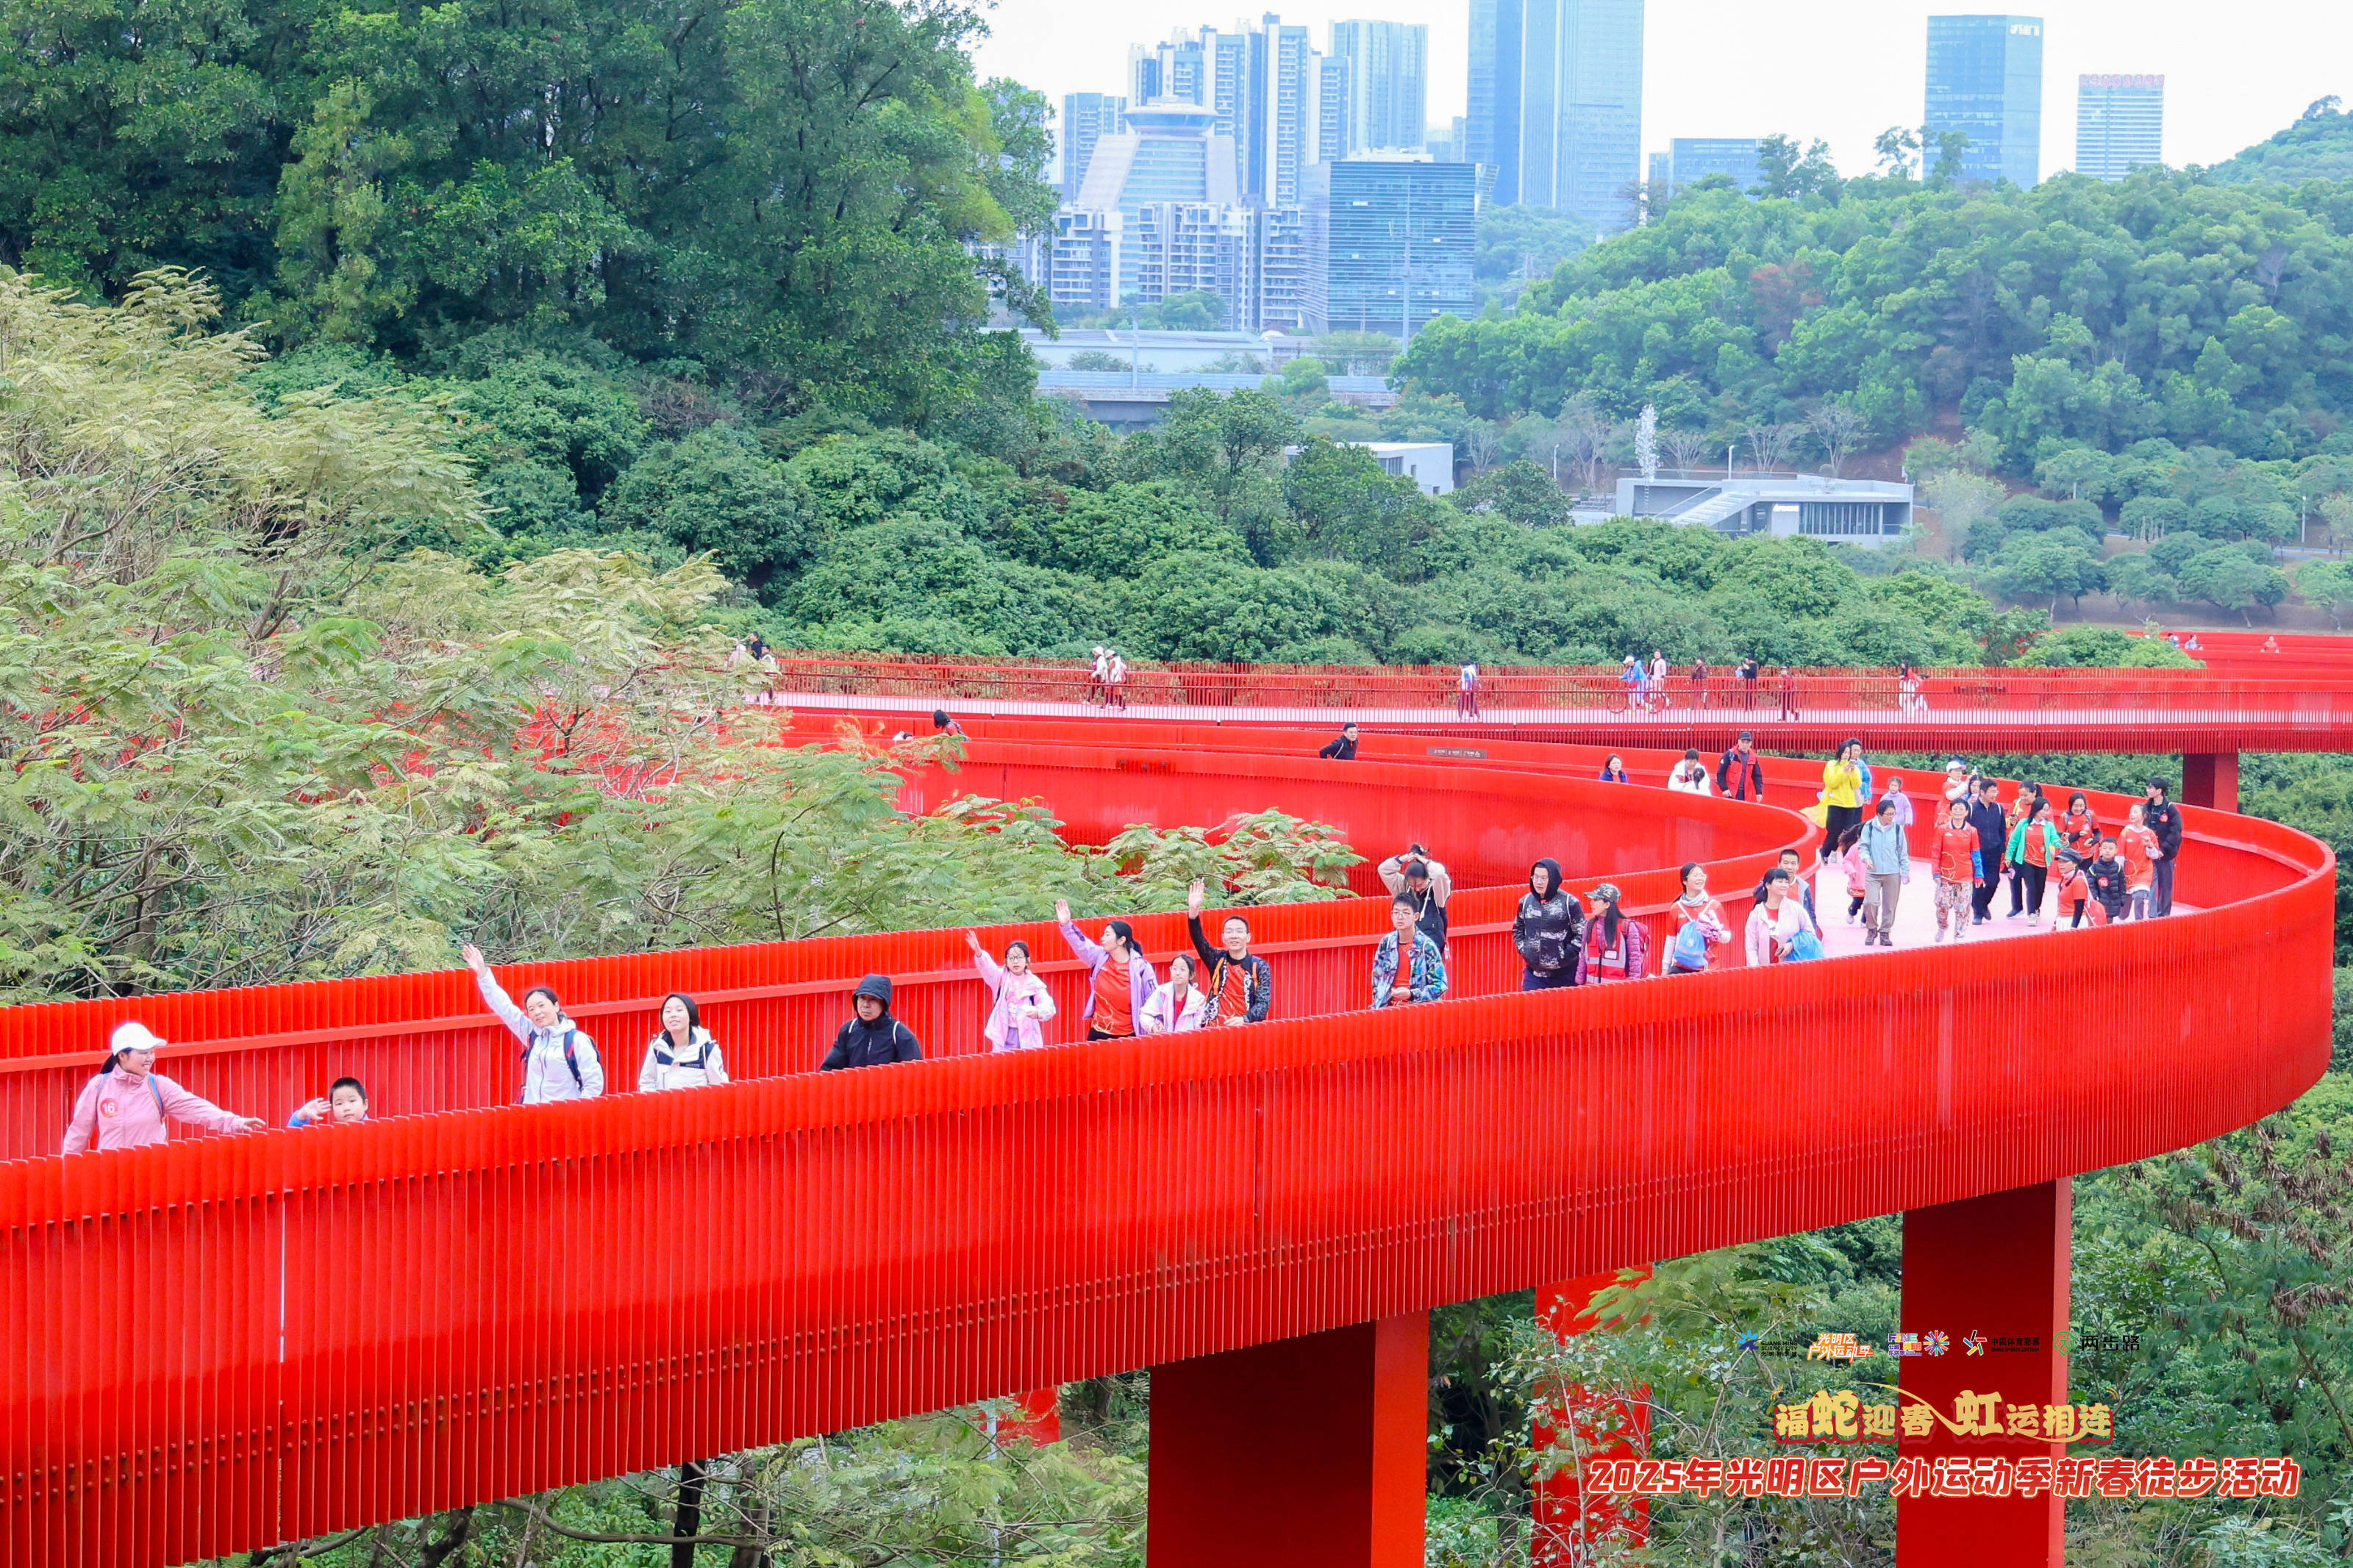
[1318,54,1353,161]
[1427,116,1469,162]
[1306,155,1477,336]
[2076,74,2163,179]
[1328,20,1428,154]
[1467,0,1644,230]
[1061,93,1129,198]
[1132,16,1318,207]
[1665,137,1763,193]
[1925,15,2044,187]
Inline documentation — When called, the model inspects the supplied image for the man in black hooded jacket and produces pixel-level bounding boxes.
[1512,858,1584,989]
[821,975,924,1070]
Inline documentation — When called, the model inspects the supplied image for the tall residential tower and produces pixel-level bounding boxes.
[1467,0,1644,231]
[1327,20,1429,154]
[2076,74,2163,179]
[1925,15,2044,187]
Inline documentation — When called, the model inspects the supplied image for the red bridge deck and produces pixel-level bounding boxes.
[0,712,2333,1568]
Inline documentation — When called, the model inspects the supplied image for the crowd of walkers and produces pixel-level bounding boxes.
[57,732,2196,1153]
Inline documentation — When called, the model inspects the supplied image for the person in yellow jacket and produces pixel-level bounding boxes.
[1818,739,1867,862]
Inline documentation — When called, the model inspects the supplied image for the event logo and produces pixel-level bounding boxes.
[1773,1387,2114,1444]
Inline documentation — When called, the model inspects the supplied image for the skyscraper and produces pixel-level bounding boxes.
[1328,20,1429,154]
[1467,0,1643,230]
[1318,54,1353,162]
[1246,15,1317,204]
[1925,15,2044,187]
[1307,155,1477,336]
[1665,137,1764,193]
[1061,93,1129,198]
[2076,74,2163,179]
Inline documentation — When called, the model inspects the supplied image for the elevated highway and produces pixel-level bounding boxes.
[0,704,2334,1568]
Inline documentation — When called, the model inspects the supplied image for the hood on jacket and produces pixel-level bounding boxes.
[853,973,893,1012]
[1529,858,1562,901]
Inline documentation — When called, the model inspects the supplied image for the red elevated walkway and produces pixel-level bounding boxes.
[767,653,2353,764]
[0,717,2333,1568]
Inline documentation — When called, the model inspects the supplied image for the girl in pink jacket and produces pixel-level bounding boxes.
[965,930,1057,1050]
[62,1022,265,1154]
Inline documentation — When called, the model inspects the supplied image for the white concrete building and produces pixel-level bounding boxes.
[1610,474,1915,546]
[1355,441,1454,494]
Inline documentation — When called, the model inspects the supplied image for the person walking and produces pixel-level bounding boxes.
[1577,884,1649,982]
[1745,869,1821,965]
[1618,655,1644,713]
[1940,759,1971,810]
[1055,901,1159,1040]
[1878,773,1915,831]
[1597,753,1630,784]
[1085,647,1108,705]
[290,1076,369,1128]
[1667,748,1713,794]
[1511,858,1583,990]
[1371,897,1448,1007]
[1896,662,1923,717]
[1738,655,1760,709]
[464,944,606,1103]
[2007,799,2064,925]
[1965,779,2009,926]
[1859,798,1910,946]
[2144,779,2185,916]
[2119,802,2163,920]
[1665,863,1734,974]
[638,993,731,1089]
[1777,665,1798,720]
[1717,732,1767,801]
[2058,792,2101,863]
[1318,723,1361,760]
[1766,847,1819,925]
[1648,650,1669,706]
[1833,823,1869,923]
[1931,798,1984,943]
[2002,785,2039,919]
[1138,953,1210,1035]
[1688,656,1710,710]
[62,1022,268,1153]
[1377,848,1452,953]
[2088,840,2130,925]
[1186,881,1274,1027]
[821,975,924,1069]
[1818,740,1867,862]
[1104,650,1129,709]
[965,931,1057,1051]
[1457,659,1482,718]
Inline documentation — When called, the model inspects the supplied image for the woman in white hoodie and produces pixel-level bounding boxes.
[639,993,729,1090]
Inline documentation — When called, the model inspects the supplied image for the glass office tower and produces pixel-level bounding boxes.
[1926,15,2044,187]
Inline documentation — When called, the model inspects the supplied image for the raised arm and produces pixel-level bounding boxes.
[1054,900,1107,967]
[463,945,533,1044]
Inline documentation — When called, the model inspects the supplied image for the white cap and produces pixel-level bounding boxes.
[109,1020,166,1055]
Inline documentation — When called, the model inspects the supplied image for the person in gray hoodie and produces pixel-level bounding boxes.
[1510,857,1584,989]
[821,975,924,1070]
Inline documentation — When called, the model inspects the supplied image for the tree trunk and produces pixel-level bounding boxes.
[673,1461,707,1568]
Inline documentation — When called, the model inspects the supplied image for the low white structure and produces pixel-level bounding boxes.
[1610,473,1915,546]
[1022,328,1314,373]
[1354,441,1453,495]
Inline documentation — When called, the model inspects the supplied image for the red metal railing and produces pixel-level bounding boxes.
[0,732,2333,1567]
[763,654,2353,753]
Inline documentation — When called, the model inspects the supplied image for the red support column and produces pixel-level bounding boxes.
[988,1388,1061,1447]
[2181,751,2239,813]
[1149,1314,1428,1568]
[1899,1180,2071,1568]
[1529,1270,1652,1565]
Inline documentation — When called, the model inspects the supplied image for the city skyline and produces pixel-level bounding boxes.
[976,0,2353,186]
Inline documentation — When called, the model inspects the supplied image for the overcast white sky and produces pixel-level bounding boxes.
[973,0,2353,180]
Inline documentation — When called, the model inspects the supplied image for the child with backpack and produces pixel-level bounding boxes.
[463,943,606,1103]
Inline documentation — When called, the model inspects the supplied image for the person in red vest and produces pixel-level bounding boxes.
[1932,798,1985,944]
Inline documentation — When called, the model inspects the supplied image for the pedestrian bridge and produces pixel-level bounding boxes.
[0,714,2332,1568]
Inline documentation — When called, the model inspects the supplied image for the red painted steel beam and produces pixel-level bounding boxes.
[1898,1181,2073,1567]
[0,730,2332,1565]
[1149,1314,1428,1568]
[2182,752,2240,813]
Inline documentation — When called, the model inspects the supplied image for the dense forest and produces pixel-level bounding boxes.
[4,0,2353,1563]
